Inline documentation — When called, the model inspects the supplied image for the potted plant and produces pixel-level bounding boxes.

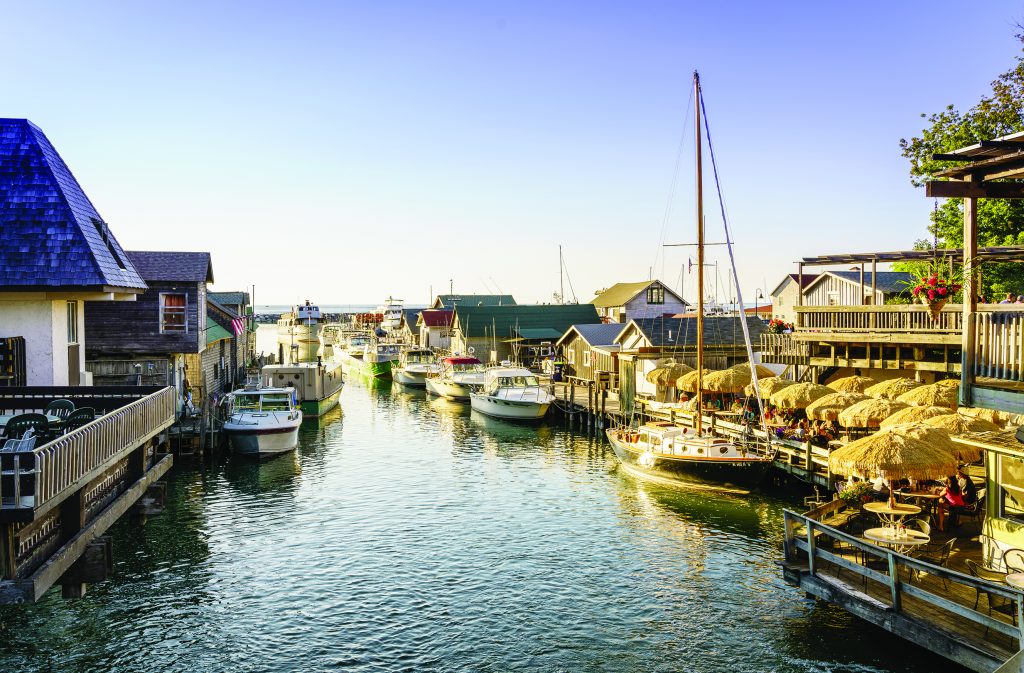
[766,318,794,334]
[910,272,962,321]
[837,480,874,507]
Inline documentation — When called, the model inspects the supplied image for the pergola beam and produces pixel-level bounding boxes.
[925,181,1024,199]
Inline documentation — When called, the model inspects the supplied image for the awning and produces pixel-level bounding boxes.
[206,322,233,345]
[515,328,563,340]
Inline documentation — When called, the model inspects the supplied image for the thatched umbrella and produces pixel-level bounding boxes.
[865,378,922,400]
[675,369,711,393]
[924,413,1000,436]
[702,368,750,394]
[805,392,867,421]
[646,362,694,386]
[838,398,909,428]
[744,377,794,398]
[959,406,1014,429]
[769,382,836,409]
[828,423,960,486]
[878,405,949,429]
[827,375,878,394]
[730,362,777,379]
[934,378,961,389]
[896,383,958,410]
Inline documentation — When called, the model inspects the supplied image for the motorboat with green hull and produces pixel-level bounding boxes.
[261,361,344,417]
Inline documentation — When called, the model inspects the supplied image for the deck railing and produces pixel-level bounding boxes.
[0,386,176,512]
[783,508,1024,644]
[794,304,964,333]
[973,310,1024,383]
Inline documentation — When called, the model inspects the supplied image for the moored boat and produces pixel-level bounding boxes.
[424,356,487,400]
[277,300,325,363]
[469,367,553,420]
[223,386,302,458]
[355,342,402,378]
[392,348,439,387]
[261,361,344,417]
[378,296,404,333]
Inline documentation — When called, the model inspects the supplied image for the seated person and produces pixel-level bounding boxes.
[937,475,966,530]
[956,467,978,505]
[871,475,889,500]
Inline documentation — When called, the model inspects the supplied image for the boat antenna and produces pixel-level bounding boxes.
[559,245,565,304]
[698,76,769,441]
[694,70,705,435]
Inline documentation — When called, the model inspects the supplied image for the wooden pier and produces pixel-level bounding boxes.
[0,386,175,602]
[782,501,1024,672]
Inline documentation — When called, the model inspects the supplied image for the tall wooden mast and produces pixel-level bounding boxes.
[694,71,705,434]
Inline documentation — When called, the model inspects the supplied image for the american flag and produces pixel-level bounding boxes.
[230,317,245,335]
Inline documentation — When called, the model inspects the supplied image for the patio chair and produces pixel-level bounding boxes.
[961,489,986,530]
[905,518,931,536]
[2,413,51,441]
[910,538,955,587]
[1,436,37,452]
[60,408,96,435]
[1003,548,1024,573]
[44,398,75,421]
[965,559,1017,638]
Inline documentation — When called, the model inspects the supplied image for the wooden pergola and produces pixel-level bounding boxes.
[925,131,1024,405]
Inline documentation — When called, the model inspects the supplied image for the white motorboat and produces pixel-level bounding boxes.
[377,296,404,333]
[470,367,554,420]
[222,386,302,458]
[277,300,324,363]
[261,361,343,417]
[392,348,440,387]
[424,356,487,400]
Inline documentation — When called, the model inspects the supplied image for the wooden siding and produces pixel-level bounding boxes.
[561,334,618,382]
[84,281,202,356]
[804,274,885,307]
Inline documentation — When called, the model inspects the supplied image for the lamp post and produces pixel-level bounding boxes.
[754,289,765,321]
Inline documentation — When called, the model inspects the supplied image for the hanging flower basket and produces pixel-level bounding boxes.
[919,296,949,320]
[911,274,960,322]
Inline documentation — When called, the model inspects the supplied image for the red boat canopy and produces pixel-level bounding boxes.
[444,357,481,364]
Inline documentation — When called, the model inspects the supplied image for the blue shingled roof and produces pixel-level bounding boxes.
[127,251,213,283]
[625,315,769,347]
[569,323,623,346]
[0,119,146,291]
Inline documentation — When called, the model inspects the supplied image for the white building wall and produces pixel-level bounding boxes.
[0,299,69,385]
[622,291,688,321]
[771,278,802,324]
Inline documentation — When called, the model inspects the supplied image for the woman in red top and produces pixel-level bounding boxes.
[936,475,965,531]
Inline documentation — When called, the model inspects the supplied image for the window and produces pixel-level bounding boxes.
[827,292,840,306]
[567,350,575,364]
[999,454,1024,524]
[647,285,665,305]
[66,301,79,344]
[160,293,188,333]
[583,350,591,367]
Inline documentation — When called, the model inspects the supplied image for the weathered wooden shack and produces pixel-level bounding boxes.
[450,304,601,366]
[85,251,214,406]
[554,323,622,385]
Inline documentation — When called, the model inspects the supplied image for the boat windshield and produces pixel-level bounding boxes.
[261,394,292,411]
[452,363,484,373]
[497,376,539,387]
[233,394,261,411]
[407,353,432,363]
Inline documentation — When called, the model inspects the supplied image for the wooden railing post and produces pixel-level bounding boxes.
[806,521,816,575]
[888,553,901,611]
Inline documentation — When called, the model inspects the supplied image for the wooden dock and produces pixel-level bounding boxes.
[0,386,175,602]
[783,500,1024,672]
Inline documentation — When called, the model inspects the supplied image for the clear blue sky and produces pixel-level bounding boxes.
[9,1,1024,305]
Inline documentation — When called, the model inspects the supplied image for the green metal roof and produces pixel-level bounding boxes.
[434,294,517,308]
[206,321,233,345]
[515,327,563,339]
[453,304,600,339]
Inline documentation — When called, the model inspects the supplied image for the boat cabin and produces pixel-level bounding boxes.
[400,348,435,365]
[230,387,296,413]
[441,356,484,374]
[482,367,541,394]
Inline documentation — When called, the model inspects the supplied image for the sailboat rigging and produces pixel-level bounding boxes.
[605,71,774,487]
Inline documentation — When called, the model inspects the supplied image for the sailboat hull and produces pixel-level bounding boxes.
[605,429,770,487]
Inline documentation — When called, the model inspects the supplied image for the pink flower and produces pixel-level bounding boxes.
[938,287,947,296]
[928,277,938,286]
[912,287,921,295]
[927,289,936,300]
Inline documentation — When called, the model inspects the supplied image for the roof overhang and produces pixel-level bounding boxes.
[0,286,144,301]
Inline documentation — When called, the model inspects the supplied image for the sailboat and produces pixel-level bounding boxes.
[605,72,774,487]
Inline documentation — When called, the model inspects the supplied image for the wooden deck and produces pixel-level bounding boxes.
[783,501,1024,672]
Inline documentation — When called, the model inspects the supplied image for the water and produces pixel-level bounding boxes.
[0,381,966,672]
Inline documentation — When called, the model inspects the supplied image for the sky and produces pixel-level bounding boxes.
[7,1,1024,306]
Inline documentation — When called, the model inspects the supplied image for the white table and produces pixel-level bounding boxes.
[1005,572,1024,590]
[864,526,930,554]
[864,501,922,528]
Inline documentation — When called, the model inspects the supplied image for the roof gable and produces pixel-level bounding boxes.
[127,251,214,283]
[209,291,249,307]
[769,273,820,298]
[0,118,146,291]
[591,280,688,308]
[418,309,453,327]
[557,322,624,347]
[453,304,600,338]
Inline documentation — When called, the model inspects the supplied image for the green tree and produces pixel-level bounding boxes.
[898,33,1024,300]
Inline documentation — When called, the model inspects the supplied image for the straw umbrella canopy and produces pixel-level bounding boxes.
[675,369,711,393]
[744,377,794,398]
[896,383,958,410]
[828,423,959,483]
[864,378,922,400]
[934,378,961,389]
[838,398,909,429]
[827,375,878,394]
[805,392,867,421]
[878,405,949,429]
[769,382,836,409]
[702,368,750,394]
[958,406,1013,429]
[730,362,777,379]
[924,413,1000,436]
[646,362,694,386]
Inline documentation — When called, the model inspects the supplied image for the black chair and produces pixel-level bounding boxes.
[44,398,75,421]
[61,408,96,434]
[2,413,51,441]
[966,559,1017,639]
[910,538,955,587]
[961,489,986,530]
